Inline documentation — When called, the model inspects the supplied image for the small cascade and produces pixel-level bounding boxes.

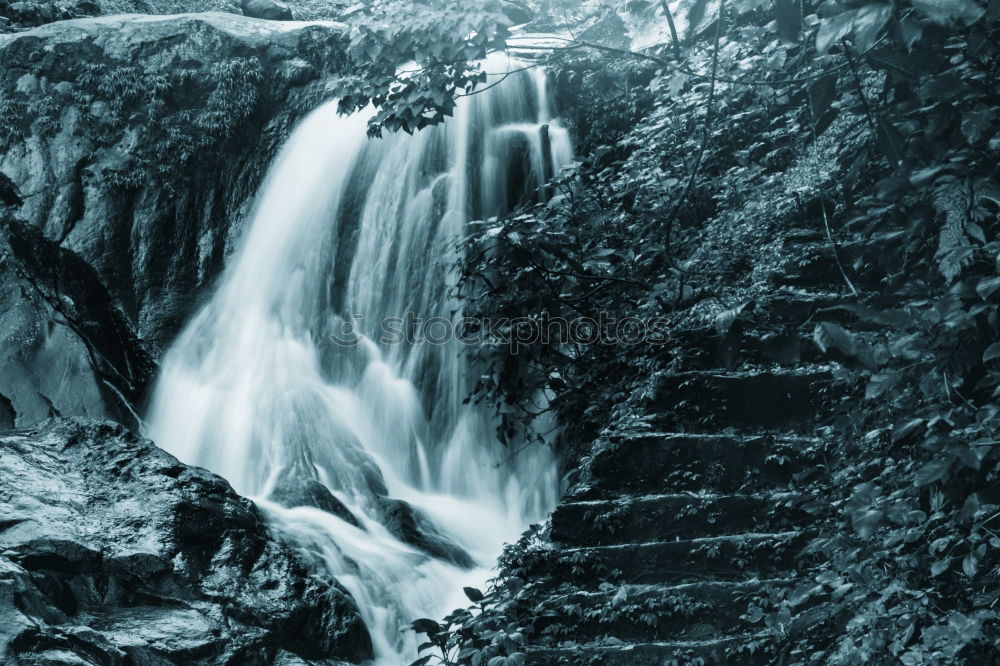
[146,56,573,663]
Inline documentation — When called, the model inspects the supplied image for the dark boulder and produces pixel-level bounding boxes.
[0,1,75,32]
[377,497,474,569]
[0,172,20,206]
[269,467,362,528]
[501,0,533,25]
[241,0,293,20]
[0,212,154,429]
[0,419,373,664]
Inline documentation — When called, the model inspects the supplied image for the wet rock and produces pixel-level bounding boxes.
[269,469,362,528]
[97,0,356,22]
[377,497,474,569]
[501,0,533,25]
[0,211,154,429]
[0,0,101,32]
[0,419,373,664]
[0,172,20,206]
[0,1,72,31]
[241,0,293,20]
[0,13,348,351]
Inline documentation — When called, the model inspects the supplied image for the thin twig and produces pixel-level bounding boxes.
[805,72,859,297]
[662,0,726,255]
[843,40,878,135]
[819,193,859,297]
[507,36,851,86]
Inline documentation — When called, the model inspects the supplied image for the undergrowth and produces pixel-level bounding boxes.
[413,0,1000,663]
[0,56,269,186]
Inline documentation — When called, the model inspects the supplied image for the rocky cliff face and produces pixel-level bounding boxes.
[96,0,354,22]
[0,0,355,33]
[0,419,373,665]
[0,0,99,33]
[0,13,348,350]
[0,207,154,429]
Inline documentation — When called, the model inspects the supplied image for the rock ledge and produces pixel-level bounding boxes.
[0,418,373,665]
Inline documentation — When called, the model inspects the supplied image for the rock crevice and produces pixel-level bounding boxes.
[0,210,154,429]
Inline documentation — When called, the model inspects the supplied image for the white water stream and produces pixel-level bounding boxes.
[145,59,572,663]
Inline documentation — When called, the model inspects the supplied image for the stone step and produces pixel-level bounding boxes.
[550,492,810,546]
[526,632,777,665]
[648,367,839,432]
[530,579,795,644]
[659,289,886,372]
[771,239,880,290]
[783,227,827,244]
[755,287,862,326]
[578,432,823,497]
[665,327,818,371]
[547,531,812,585]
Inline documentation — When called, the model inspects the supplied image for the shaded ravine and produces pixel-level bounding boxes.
[145,57,572,663]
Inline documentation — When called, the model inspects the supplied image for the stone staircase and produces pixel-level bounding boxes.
[509,228,868,665]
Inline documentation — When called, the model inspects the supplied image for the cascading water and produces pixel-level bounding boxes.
[145,57,573,663]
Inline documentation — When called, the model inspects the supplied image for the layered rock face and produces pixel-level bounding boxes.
[98,0,353,22]
[0,0,99,32]
[0,13,348,350]
[0,208,154,429]
[1,1,357,37]
[0,419,373,665]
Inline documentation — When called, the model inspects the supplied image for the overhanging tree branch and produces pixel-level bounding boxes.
[506,36,850,87]
[659,0,683,61]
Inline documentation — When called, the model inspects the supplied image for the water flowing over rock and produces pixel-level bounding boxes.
[0,13,348,350]
[146,56,573,663]
[0,419,372,665]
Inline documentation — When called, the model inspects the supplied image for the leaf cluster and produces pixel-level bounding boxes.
[334,0,511,135]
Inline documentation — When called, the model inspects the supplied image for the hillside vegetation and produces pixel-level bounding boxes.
[369,0,1000,663]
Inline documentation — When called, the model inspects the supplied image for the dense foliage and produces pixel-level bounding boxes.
[334,0,512,135]
[398,0,1000,663]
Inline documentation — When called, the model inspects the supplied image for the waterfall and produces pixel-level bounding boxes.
[145,56,573,664]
